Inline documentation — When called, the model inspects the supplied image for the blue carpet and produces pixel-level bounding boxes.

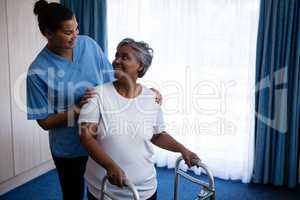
[1,167,300,200]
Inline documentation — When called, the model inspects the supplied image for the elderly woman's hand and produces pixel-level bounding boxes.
[150,88,162,105]
[180,148,200,168]
[106,163,127,188]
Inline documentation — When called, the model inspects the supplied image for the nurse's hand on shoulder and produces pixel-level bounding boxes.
[74,88,96,114]
[107,163,127,188]
[150,87,163,105]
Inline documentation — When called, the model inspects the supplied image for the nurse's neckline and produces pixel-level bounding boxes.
[46,45,74,62]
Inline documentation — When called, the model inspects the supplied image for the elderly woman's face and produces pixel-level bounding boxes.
[112,45,142,80]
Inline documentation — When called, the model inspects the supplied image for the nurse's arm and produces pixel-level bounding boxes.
[37,110,77,130]
[37,109,78,130]
[37,88,96,130]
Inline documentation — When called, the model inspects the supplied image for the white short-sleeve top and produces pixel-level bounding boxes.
[78,82,166,199]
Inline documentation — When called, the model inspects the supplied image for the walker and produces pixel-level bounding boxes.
[100,156,215,200]
[174,156,215,200]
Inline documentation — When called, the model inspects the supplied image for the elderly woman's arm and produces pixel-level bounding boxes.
[80,122,126,187]
[151,132,199,167]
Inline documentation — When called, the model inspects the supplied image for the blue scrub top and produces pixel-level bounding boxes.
[26,35,115,158]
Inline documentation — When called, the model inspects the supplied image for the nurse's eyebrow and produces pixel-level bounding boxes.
[64,25,78,32]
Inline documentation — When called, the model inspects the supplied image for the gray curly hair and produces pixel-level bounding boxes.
[117,38,153,78]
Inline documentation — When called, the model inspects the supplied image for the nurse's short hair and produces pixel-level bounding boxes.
[117,38,153,78]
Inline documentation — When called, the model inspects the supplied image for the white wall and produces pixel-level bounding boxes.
[0,0,14,184]
[0,0,58,195]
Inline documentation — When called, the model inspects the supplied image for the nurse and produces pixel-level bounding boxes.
[26,0,114,199]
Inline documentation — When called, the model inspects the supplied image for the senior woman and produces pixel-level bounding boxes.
[78,38,199,200]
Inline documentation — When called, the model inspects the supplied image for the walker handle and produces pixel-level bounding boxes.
[189,157,215,189]
[100,176,140,200]
[174,156,215,200]
[191,158,202,166]
[124,178,140,200]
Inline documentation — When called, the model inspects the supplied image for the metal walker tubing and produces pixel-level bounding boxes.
[100,176,140,200]
[173,156,216,200]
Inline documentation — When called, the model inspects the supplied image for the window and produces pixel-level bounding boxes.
[107,0,260,182]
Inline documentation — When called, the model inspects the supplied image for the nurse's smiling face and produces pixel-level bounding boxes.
[45,16,79,50]
[112,44,143,82]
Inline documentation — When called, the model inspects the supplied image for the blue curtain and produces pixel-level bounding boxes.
[253,0,300,188]
[61,0,108,55]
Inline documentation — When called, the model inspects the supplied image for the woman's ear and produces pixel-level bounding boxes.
[138,63,144,73]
